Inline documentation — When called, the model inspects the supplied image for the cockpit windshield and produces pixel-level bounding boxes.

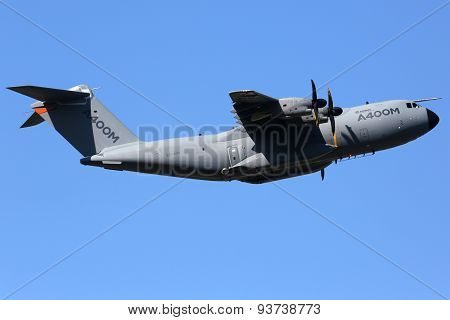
[406,102,421,108]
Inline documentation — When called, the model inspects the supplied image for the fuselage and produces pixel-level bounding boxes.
[82,99,439,183]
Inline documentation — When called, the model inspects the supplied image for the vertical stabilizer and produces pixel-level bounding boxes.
[9,84,138,156]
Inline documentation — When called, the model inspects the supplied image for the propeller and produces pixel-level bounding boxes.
[310,80,327,127]
[325,88,343,146]
[310,83,343,181]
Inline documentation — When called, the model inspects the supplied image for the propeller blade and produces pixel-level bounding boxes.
[320,168,325,181]
[330,115,336,137]
[328,88,336,137]
[314,107,320,126]
[311,80,319,127]
[311,79,317,102]
[327,88,333,110]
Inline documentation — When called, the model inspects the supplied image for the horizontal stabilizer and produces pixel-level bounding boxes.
[7,85,90,102]
[20,112,45,128]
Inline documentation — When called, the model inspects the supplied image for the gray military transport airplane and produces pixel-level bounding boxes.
[9,81,440,183]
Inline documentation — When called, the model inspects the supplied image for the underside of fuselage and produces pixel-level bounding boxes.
[80,127,339,184]
[82,155,333,184]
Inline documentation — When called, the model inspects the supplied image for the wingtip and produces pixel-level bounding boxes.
[7,85,27,89]
[19,111,45,128]
[7,86,30,93]
[413,97,443,103]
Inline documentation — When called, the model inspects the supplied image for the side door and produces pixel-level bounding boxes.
[359,128,370,147]
[227,145,241,167]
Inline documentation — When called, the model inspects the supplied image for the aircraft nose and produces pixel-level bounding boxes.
[426,109,439,130]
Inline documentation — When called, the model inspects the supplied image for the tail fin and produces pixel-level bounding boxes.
[9,84,138,156]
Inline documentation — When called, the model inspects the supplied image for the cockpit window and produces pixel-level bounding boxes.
[407,102,421,108]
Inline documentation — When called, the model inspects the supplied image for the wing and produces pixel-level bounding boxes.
[230,90,301,156]
[229,90,283,124]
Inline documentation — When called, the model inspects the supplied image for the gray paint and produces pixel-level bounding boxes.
[10,84,439,184]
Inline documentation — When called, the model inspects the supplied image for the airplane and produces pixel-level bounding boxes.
[8,81,440,184]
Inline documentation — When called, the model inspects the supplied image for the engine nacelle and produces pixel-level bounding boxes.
[279,97,313,118]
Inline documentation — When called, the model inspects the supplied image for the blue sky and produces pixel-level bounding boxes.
[1,0,449,299]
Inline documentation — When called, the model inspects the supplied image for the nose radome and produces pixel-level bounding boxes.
[426,109,439,130]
